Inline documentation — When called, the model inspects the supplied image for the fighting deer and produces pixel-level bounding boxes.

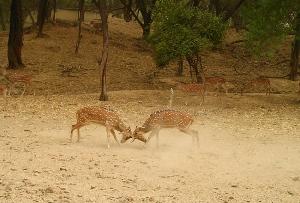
[121,109,199,148]
[71,106,132,148]
[177,83,205,105]
[245,77,271,95]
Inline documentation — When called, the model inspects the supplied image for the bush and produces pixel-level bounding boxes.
[149,0,226,67]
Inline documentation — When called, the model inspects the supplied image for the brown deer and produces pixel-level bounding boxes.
[121,109,199,148]
[71,106,132,148]
[204,76,226,95]
[6,73,33,96]
[177,83,205,105]
[0,84,8,97]
[245,77,271,95]
[0,67,33,96]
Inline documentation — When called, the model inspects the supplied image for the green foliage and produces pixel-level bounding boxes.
[241,0,300,57]
[149,0,226,67]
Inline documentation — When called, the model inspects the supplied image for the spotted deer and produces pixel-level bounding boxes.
[246,77,271,95]
[71,106,132,148]
[0,68,33,96]
[0,84,8,97]
[6,73,33,96]
[121,109,199,148]
[177,83,205,105]
[204,76,226,95]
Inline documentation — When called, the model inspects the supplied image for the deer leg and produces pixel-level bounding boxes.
[70,123,81,142]
[146,128,159,145]
[156,129,160,148]
[179,128,199,147]
[110,129,120,146]
[21,84,26,96]
[105,126,111,149]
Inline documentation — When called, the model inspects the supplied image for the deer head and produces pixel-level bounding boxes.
[120,127,133,143]
[131,126,147,143]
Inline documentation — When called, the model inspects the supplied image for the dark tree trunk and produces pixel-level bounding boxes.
[24,7,36,27]
[191,0,201,7]
[0,2,6,30]
[94,0,109,101]
[75,0,85,54]
[136,0,155,38]
[37,0,48,37]
[222,0,246,22]
[52,0,56,23]
[186,54,204,83]
[8,0,24,69]
[177,58,184,76]
[290,13,300,81]
[46,1,53,22]
[209,0,222,15]
[123,0,132,22]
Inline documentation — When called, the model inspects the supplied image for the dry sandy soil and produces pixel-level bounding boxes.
[0,10,300,203]
[0,91,300,203]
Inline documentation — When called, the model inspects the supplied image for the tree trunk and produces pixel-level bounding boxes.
[191,0,201,7]
[209,0,222,15]
[177,57,184,76]
[52,0,56,23]
[222,0,246,22]
[75,0,85,54]
[8,0,24,69]
[0,2,6,31]
[94,0,109,101]
[137,0,155,38]
[142,17,151,38]
[123,0,132,22]
[37,0,48,37]
[290,12,300,81]
[24,7,36,27]
[186,54,204,83]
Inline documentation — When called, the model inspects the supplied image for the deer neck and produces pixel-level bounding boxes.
[116,120,128,132]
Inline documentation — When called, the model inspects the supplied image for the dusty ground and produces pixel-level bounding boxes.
[0,91,300,203]
[0,10,300,203]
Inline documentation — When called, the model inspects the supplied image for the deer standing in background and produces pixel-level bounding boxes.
[0,84,8,97]
[71,106,132,148]
[121,109,199,148]
[177,83,205,105]
[245,77,271,95]
[205,76,226,93]
[6,73,33,96]
[0,67,33,96]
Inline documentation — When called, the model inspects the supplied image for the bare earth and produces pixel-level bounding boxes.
[0,10,300,203]
[0,91,300,203]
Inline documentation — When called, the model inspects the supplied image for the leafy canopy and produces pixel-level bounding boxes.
[241,0,300,56]
[149,0,226,66]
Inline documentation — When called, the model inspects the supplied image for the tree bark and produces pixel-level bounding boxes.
[37,0,48,37]
[289,12,300,81]
[24,6,36,27]
[177,57,184,76]
[94,0,109,101]
[191,0,201,7]
[136,0,155,38]
[222,0,246,22]
[123,0,132,22]
[75,0,85,54]
[0,2,6,30]
[52,0,56,23]
[186,54,204,83]
[8,0,24,69]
